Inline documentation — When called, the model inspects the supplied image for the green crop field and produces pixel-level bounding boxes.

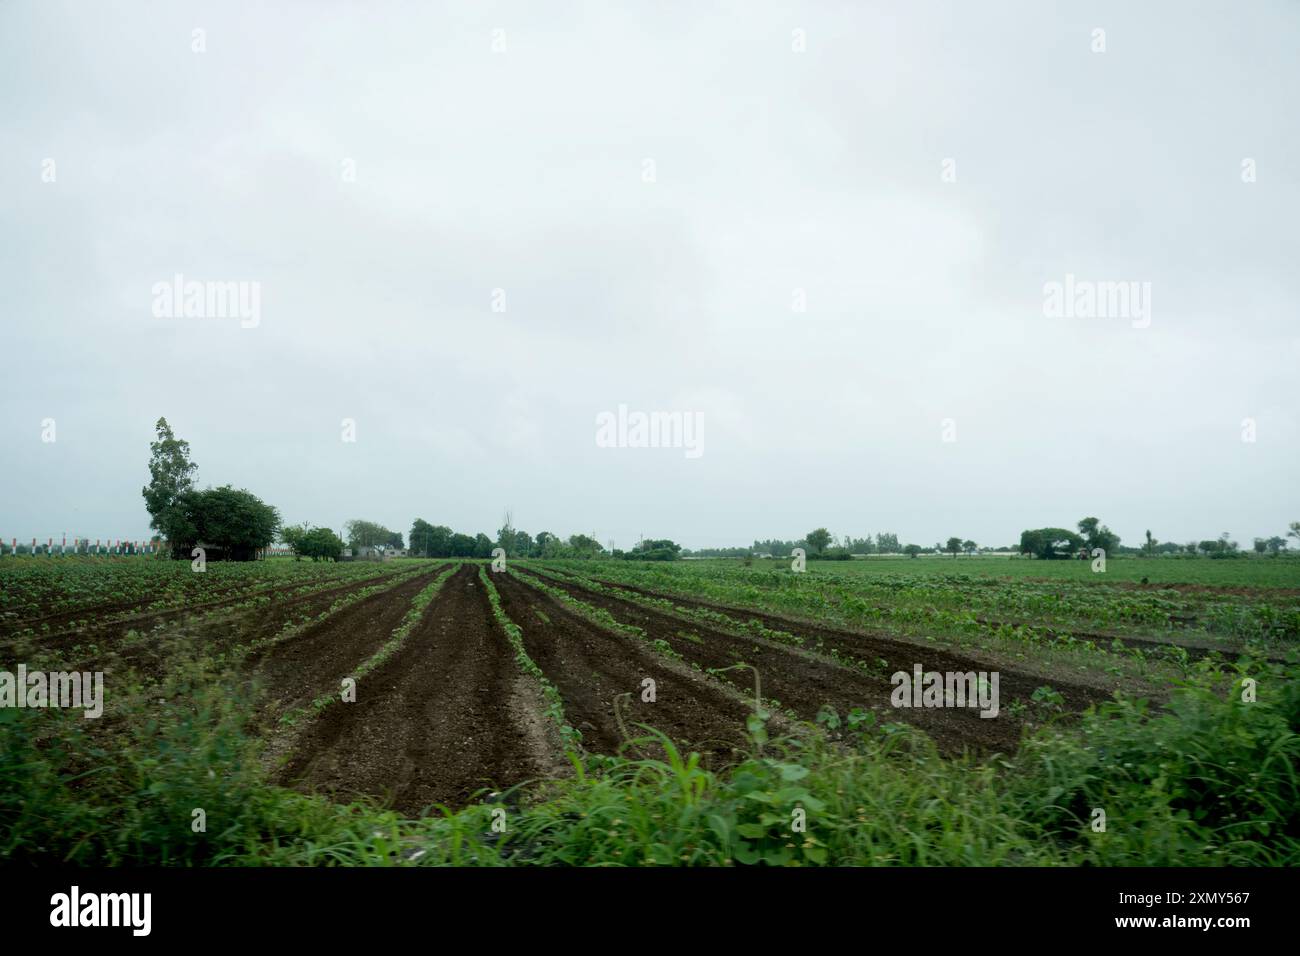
[2,552,1295,867]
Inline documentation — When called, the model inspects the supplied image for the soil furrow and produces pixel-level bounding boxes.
[495,570,751,764]
[278,565,552,814]
[250,566,447,724]
[527,570,1038,754]
[568,570,1123,699]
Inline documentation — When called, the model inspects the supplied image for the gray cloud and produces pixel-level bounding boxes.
[2,1,1296,550]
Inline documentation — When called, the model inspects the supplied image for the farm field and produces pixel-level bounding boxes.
[1,554,1296,866]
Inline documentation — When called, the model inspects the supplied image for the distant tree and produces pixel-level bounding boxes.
[567,534,605,558]
[1198,534,1239,558]
[1078,517,1120,556]
[280,523,309,559]
[1020,528,1084,560]
[172,485,279,560]
[386,531,404,550]
[474,533,494,559]
[1253,538,1267,554]
[962,539,977,556]
[497,510,516,556]
[1266,536,1287,555]
[512,530,534,558]
[282,524,343,561]
[903,544,923,558]
[307,527,344,561]
[345,520,396,550]
[1144,529,1157,556]
[142,417,199,541]
[1289,522,1300,548]
[805,528,832,556]
[409,520,453,557]
[876,532,900,554]
[534,531,560,557]
[636,539,680,554]
[450,533,476,557]
[946,536,963,558]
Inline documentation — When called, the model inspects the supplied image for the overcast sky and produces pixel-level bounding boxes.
[2,1,1297,551]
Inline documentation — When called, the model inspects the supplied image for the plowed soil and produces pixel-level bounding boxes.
[527,571,1037,753]
[249,566,447,724]
[493,571,750,764]
[4,567,404,658]
[278,566,554,815]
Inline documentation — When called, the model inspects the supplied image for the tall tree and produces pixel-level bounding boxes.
[805,528,832,555]
[1078,516,1120,555]
[498,509,515,555]
[946,536,963,558]
[142,417,198,538]
[345,520,394,550]
[409,520,453,557]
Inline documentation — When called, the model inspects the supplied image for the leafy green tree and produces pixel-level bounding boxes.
[474,533,494,558]
[903,544,923,558]
[512,530,534,558]
[1020,528,1084,560]
[282,524,343,561]
[567,534,604,558]
[1266,536,1287,555]
[450,533,476,557]
[962,539,977,556]
[345,520,395,550]
[497,510,516,556]
[409,520,453,557]
[805,528,832,556]
[172,485,279,559]
[875,532,900,553]
[142,417,198,540]
[1077,517,1119,555]
[945,536,963,558]
[1289,522,1300,548]
[280,523,310,558]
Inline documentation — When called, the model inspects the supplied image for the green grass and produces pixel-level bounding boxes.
[2,643,1294,866]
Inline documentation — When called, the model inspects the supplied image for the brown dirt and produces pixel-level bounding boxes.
[249,567,446,725]
[493,570,751,766]
[527,572,1057,755]
[278,565,555,815]
[31,568,429,687]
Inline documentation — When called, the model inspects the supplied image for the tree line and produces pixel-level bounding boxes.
[135,420,1300,563]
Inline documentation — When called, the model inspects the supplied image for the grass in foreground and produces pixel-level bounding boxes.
[2,646,1295,866]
